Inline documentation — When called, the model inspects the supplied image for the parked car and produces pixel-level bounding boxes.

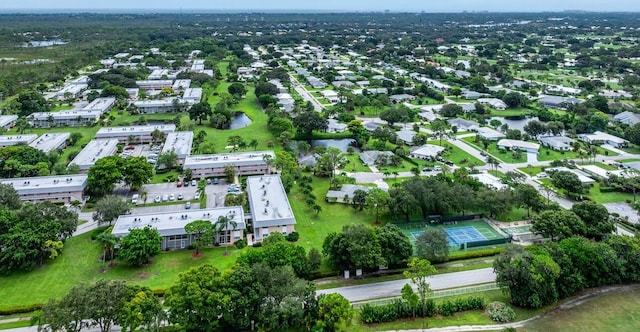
[154,195,161,203]
[177,193,184,200]
[176,181,183,188]
[184,181,189,187]
[480,151,488,157]
[169,194,175,201]
[194,192,201,200]
[537,172,549,179]
[162,194,169,202]
[422,167,432,172]
[206,178,212,185]
[125,145,135,150]
[433,166,442,172]
[185,202,191,209]
[191,179,197,186]
[131,194,139,205]
[444,160,454,166]
[213,178,219,185]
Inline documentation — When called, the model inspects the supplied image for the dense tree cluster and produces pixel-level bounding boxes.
[86,156,154,196]
[495,235,640,309]
[0,145,56,178]
[0,189,78,273]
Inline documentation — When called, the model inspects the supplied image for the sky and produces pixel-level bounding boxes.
[0,0,640,13]
[0,0,638,12]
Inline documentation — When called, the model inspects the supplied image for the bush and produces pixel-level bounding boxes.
[235,239,247,249]
[252,241,263,248]
[0,303,44,315]
[438,300,457,316]
[487,301,516,323]
[286,231,300,242]
[90,226,110,240]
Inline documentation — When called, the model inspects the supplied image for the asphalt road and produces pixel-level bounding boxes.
[317,268,496,302]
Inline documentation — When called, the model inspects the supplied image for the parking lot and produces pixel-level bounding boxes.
[604,202,639,224]
[128,179,232,208]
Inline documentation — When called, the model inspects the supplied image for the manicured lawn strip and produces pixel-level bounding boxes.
[587,182,634,204]
[524,286,640,332]
[377,158,418,174]
[518,166,545,176]
[353,289,549,331]
[496,207,531,222]
[621,146,640,154]
[0,320,31,330]
[489,108,532,117]
[428,140,486,166]
[0,232,243,309]
[343,153,372,173]
[537,147,581,161]
[618,158,640,163]
[288,176,381,251]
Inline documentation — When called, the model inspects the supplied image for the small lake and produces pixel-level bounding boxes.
[309,139,356,152]
[22,40,67,48]
[229,112,252,129]
[490,116,540,132]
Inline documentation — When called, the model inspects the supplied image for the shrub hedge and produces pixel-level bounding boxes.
[360,296,485,324]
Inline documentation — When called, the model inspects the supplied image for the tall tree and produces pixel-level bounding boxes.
[415,228,450,263]
[430,119,447,146]
[571,201,615,240]
[322,224,384,271]
[188,102,212,125]
[86,156,123,197]
[366,188,391,223]
[513,184,543,218]
[293,111,327,137]
[93,195,130,226]
[316,293,354,332]
[375,224,412,268]
[531,210,586,241]
[0,183,21,210]
[184,219,214,255]
[403,258,437,316]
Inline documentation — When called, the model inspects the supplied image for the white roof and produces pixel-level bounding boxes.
[184,151,275,169]
[477,127,505,139]
[497,139,540,151]
[471,172,508,190]
[547,167,595,184]
[0,115,18,127]
[0,134,38,147]
[162,132,194,159]
[410,144,445,158]
[112,206,246,237]
[172,79,191,90]
[69,139,119,170]
[30,110,101,121]
[1,174,87,197]
[579,131,628,144]
[29,132,70,153]
[96,125,176,138]
[82,97,115,113]
[246,175,296,228]
[182,88,203,100]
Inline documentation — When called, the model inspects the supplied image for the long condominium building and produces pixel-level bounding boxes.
[0,115,18,130]
[183,151,275,179]
[29,132,70,153]
[95,124,176,144]
[161,131,193,166]
[0,134,38,147]
[111,206,246,249]
[29,110,102,128]
[246,175,296,242]
[1,174,87,204]
[69,139,119,171]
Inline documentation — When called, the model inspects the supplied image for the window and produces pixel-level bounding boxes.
[262,227,269,238]
[234,230,241,240]
[282,226,287,235]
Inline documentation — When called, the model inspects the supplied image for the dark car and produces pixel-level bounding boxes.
[183,181,189,187]
[444,160,454,166]
[422,167,432,172]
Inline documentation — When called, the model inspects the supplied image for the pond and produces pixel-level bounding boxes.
[490,116,540,132]
[308,139,356,152]
[229,112,252,129]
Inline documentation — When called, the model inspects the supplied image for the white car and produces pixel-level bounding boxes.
[537,173,549,179]
[154,195,161,203]
[162,194,169,202]
[433,166,442,172]
[131,194,139,205]
[169,194,175,201]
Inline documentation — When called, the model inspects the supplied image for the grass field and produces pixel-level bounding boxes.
[343,154,372,173]
[524,286,640,332]
[0,232,241,309]
[587,182,634,204]
[463,137,525,164]
[288,176,381,252]
[428,140,486,167]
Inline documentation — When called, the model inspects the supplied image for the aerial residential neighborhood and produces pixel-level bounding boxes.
[1,2,640,331]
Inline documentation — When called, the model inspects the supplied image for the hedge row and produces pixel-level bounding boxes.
[360,296,485,324]
[0,303,43,315]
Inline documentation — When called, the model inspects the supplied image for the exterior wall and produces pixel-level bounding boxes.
[31,117,98,128]
[252,224,295,242]
[18,190,84,204]
[161,229,244,250]
[188,164,273,179]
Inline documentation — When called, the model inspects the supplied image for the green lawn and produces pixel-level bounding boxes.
[517,166,545,176]
[463,137,525,164]
[587,182,634,204]
[0,232,242,309]
[289,176,381,251]
[524,286,640,332]
[618,158,640,163]
[489,108,532,117]
[428,140,486,167]
[343,153,371,173]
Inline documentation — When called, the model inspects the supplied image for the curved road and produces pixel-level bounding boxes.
[317,268,496,302]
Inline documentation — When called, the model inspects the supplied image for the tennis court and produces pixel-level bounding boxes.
[401,219,507,248]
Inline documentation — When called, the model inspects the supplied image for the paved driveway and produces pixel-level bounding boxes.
[605,202,639,224]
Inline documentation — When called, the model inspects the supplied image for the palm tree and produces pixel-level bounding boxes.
[249,139,259,150]
[215,215,237,255]
[96,232,119,265]
[196,180,206,201]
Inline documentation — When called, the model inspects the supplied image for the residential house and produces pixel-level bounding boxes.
[359,150,394,166]
[538,96,581,110]
[613,111,640,126]
[396,129,418,145]
[497,139,540,153]
[327,119,348,133]
[577,131,629,148]
[538,136,575,151]
[477,127,506,141]
[326,184,373,203]
[409,144,445,160]
[478,98,508,110]
[447,118,479,131]
[389,94,416,103]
